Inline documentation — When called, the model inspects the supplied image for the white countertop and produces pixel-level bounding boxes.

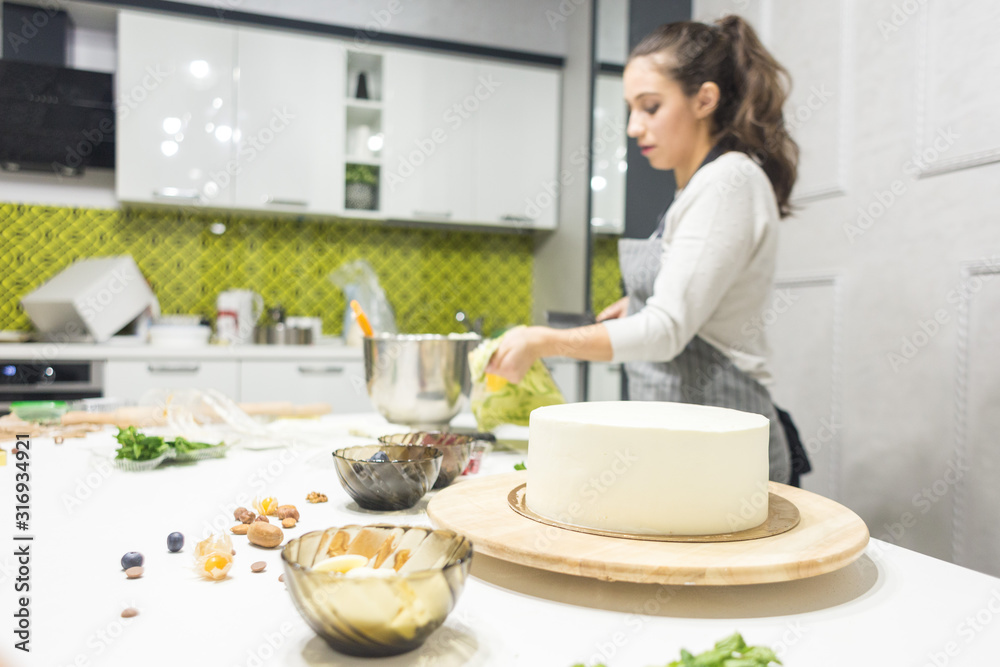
[0,341,364,361]
[2,415,999,667]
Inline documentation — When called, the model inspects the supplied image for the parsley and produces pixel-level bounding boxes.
[514,461,527,471]
[114,426,169,461]
[571,634,780,667]
[169,435,222,455]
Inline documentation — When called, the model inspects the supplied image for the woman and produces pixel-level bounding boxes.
[486,16,800,483]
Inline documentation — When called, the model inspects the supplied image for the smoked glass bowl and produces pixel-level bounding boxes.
[378,432,474,489]
[333,445,442,511]
[281,524,473,657]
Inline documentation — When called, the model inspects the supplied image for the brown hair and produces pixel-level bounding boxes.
[630,15,799,217]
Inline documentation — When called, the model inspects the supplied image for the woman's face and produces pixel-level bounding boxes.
[624,55,703,171]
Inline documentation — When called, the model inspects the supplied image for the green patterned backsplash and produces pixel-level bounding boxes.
[0,203,541,337]
[591,235,622,315]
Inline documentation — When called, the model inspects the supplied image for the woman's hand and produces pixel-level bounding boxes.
[485,326,554,384]
[596,296,629,322]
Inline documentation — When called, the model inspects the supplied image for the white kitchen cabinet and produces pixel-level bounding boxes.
[545,359,583,403]
[591,73,627,235]
[234,28,345,215]
[381,50,478,223]
[240,360,372,413]
[587,361,624,401]
[104,360,240,401]
[116,11,238,207]
[475,61,561,230]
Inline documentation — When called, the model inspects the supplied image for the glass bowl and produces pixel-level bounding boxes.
[281,524,473,657]
[10,400,68,424]
[333,445,442,511]
[378,432,475,489]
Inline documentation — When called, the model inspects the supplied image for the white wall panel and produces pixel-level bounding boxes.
[952,264,1000,575]
[765,276,841,501]
[916,1,1000,177]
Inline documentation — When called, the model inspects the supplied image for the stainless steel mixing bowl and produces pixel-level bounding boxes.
[363,333,481,428]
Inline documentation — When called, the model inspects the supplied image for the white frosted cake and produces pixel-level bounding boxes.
[526,401,770,536]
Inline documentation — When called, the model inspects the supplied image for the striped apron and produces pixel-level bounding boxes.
[617,227,792,484]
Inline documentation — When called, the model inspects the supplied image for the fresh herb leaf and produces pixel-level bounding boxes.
[579,633,780,667]
[114,426,168,461]
[169,436,223,455]
[514,461,526,471]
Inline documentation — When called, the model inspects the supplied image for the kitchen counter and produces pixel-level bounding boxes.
[2,415,998,667]
[0,341,364,361]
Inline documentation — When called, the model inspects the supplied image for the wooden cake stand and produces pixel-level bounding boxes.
[427,471,870,586]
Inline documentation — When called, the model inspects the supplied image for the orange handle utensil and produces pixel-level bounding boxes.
[349,300,374,337]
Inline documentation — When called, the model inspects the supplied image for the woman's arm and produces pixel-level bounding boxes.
[485,324,613,383]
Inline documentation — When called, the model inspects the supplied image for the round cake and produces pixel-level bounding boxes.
[526,401,770,536]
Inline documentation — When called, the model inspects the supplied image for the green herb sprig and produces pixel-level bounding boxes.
[114,426,169,461]
[571,633,781,667]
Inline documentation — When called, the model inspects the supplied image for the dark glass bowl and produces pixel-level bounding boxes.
[377,432,475,489]
[281,524,473,657]
[333,445,442,511]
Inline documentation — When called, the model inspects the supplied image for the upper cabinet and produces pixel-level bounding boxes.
[117,11,237,207]
[381,50,479,224]
[591,72,627,235]
[475,61,560,230]
[116,11,563,230]
[382,51,560,229]
[117,12,344,215]
[234,27,344,214]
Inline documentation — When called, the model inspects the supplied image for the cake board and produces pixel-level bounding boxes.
[427,471,870,586]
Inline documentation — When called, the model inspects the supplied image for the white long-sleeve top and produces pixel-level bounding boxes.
[602,151,780,384]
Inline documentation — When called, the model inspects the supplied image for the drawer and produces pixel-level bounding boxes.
[240,360,371,412]
[104,360,240,401]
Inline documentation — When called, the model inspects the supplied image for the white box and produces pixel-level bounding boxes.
[20,256,157,343]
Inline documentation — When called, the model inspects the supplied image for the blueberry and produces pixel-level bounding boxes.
[121,551,143,570]
[368,451,389,463]
[167,532,184,553]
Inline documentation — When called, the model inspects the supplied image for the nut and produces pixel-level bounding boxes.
[121,607,139,618]
[231,524,248,535]
[281,518,297,529]
[241,511,256,524]
[276,505,299,521]
[247,521,283,549]
[234,507,248,521]
[306,492,327,504]
[254,515,269,523]
[125,566,144,579]
[251,561,266,573]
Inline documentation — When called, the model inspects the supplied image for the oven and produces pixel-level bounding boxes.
[0,360,104,415]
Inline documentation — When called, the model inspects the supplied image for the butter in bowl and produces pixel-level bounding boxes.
[281,524,473,657]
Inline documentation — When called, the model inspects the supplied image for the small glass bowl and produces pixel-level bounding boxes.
[333,445,442,511]
[10,401,68,424]
[281,524,473,657]
[378,432,475,489]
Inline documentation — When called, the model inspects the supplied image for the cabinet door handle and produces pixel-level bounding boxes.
[500,214,532,222]
[147,363,200,374]
[297,365,344,375]
[265,197,309,207]
[153,188,201,201]
[412,210,452,220]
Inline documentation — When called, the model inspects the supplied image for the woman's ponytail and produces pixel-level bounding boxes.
[630,16,799,217]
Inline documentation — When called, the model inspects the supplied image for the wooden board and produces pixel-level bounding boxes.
[427,472,870,586]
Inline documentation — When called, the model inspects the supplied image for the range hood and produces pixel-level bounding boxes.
[0,3,115,175]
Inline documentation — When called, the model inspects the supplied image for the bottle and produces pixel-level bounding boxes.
[355,71,369,100]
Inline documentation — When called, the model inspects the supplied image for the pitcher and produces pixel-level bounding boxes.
[216,289,263,345]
